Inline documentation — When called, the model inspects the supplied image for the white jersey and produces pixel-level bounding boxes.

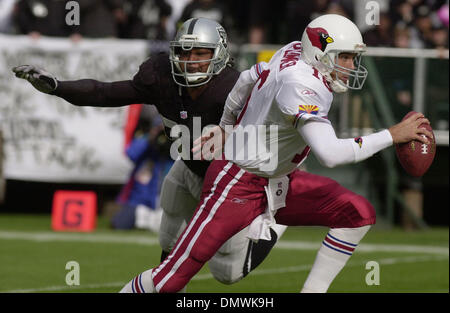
[223,41,334,177]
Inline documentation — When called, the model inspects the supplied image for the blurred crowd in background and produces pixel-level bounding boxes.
[0,0,448,49]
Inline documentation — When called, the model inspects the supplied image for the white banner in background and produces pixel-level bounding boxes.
[0,34,150,183]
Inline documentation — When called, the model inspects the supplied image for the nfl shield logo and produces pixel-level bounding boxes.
[180,111,188,119]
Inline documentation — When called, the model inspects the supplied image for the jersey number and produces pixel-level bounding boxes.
[257,69,270,90]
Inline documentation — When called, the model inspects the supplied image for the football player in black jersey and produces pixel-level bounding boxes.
[13,17,287,291]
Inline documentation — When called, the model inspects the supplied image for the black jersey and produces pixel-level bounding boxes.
[54,52,240,177]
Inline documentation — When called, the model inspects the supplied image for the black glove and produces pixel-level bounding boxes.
[12,65,58,94]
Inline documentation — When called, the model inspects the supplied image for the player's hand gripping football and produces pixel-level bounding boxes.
[388,112,432,145]
[192,125,226,161]
[12,65,58,94]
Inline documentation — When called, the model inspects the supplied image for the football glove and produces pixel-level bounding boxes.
[12,65,58,94]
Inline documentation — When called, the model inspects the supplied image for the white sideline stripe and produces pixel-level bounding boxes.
[0,230,448,255]
[0,231,160,245]
[276,241,450,256]
[3,254,448,293]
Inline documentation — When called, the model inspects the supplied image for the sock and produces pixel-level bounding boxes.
[120,268,155,293]
[301,225,371,293]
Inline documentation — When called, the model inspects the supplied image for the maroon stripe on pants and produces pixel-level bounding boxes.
[152,161,242,291]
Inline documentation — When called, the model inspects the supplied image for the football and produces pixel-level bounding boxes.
[395,111,436,177]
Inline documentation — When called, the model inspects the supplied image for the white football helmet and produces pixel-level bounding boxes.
[169,18,230,87]
[300,14,368,93]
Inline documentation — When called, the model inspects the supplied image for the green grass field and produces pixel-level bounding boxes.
[0,214,448,293]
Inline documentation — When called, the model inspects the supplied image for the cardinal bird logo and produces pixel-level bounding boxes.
[306,27,334,52]
[354,137,363,148]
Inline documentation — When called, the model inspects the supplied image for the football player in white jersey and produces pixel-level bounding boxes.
[120,14,432,293]
[13,18,287,290]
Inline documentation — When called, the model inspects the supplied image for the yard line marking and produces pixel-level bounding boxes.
[276,241,449,255]
[3,254,447,293]
[0,231,159,246]
[0,230,447,255]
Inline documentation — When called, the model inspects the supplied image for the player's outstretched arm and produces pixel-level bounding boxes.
[300,113,432,168]
[12,64,143,107]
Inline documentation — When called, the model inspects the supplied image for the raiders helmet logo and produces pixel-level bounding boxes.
[217,26,227,48]
[306,27,334,52]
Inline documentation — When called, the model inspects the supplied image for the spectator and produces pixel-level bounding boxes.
[431,25,449,48]
[112,104,173,232]
[118,0,172,40]
[177,0,232,33]
[285,0,353,43]
[324,0,352,19]
[309,0,333,19]
[220,0,250,44]
[394,22,413,48]
[0,0,17,34]
[248,0,288,44]
[363,12,395,47]
[411,5,436,47]
[390,0,416,26]
[165,0,191,38]
[247,0,351,44]
[284,0,317,43]
[14,0,71,38]
[71,0,126,38]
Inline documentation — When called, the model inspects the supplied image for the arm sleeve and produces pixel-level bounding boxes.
[298,120,393,168]
[53,79,144,107]
[52,56,162,107]
[219,62,268,132]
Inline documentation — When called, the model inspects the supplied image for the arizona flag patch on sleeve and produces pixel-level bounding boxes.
[293,104,320,128]
[298,104,319,115]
